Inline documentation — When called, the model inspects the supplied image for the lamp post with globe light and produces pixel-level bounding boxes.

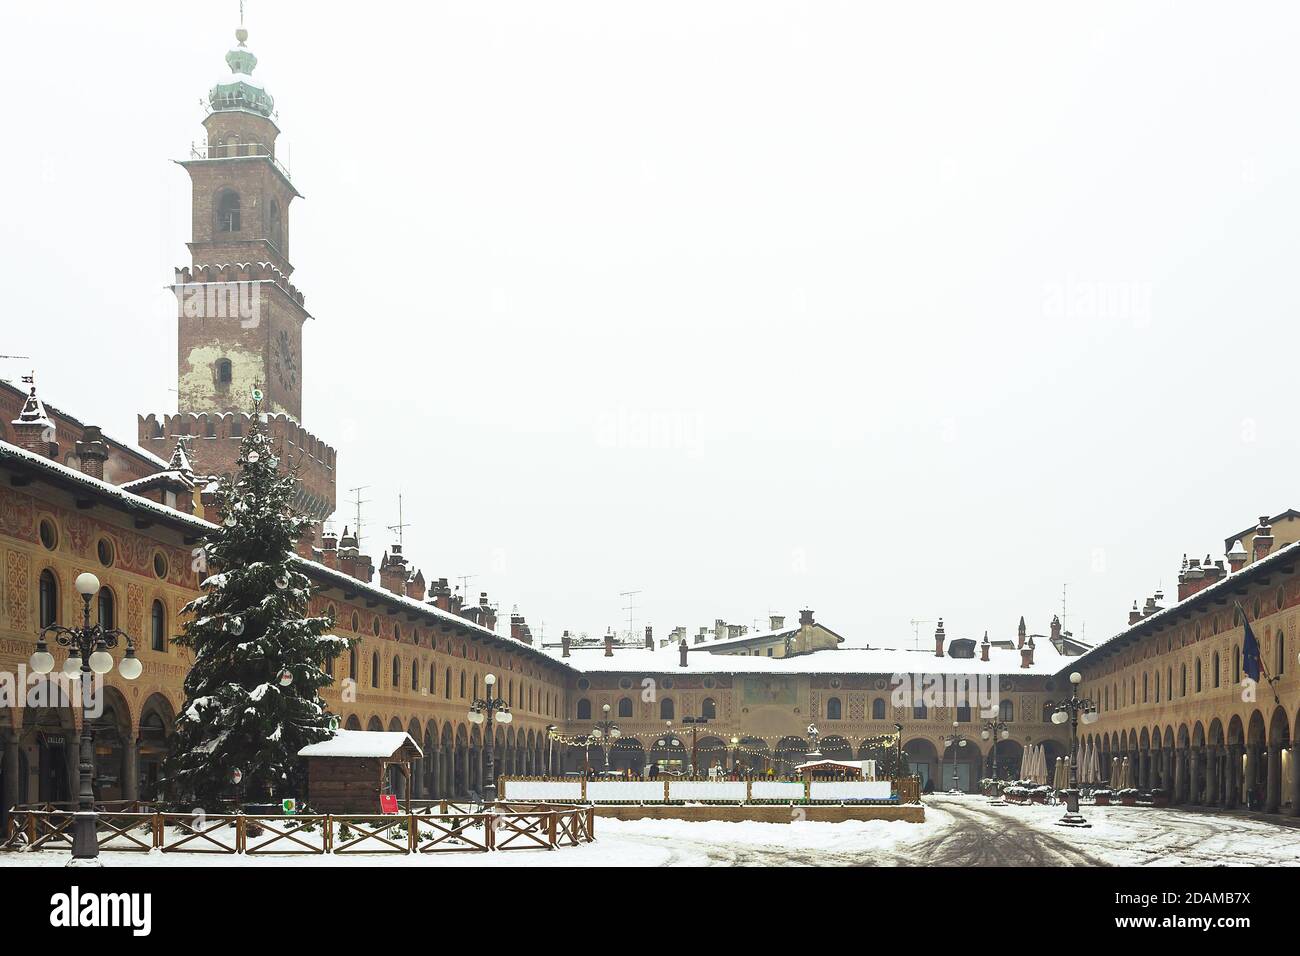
[466,673,512,803]
[28,572,141,865]
[981,714,1012,801]
[590,703,622,772]
[1050,671,1099,827]
[943,721,970,794]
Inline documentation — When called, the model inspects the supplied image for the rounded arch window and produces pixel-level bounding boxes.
[217,189,241,232]
[660,697,675,720]
[617,697,633,718]
[702,697,717,719]
[216,358,233,385]
[576,698,592,720]
[269,199,283,249]
[38,569,58,628]
[825,697,842,720]
[350,612,359,631]
[873,697,888,720]
[370,652,379,688]
[97,587,115,630]
[371,617,381,637]
[151,600,167,652]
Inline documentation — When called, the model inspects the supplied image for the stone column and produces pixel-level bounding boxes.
[459,746,470,798]
[1172,749,1185,804]
[411,756,424,800]
[1,729,19,834]
[1205,745,1218,805]
[122,737,139,802]
[1291,744,1300,817]
[1139,749,1151,790]
[1187,748,1201,805]
[1226,744,1241,809]
[1265,744,1281,814]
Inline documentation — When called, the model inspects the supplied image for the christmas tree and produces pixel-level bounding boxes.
[166,394,349,806]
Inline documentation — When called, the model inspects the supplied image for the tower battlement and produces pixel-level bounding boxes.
[138,411,336,521]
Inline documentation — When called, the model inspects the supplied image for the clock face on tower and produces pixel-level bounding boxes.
[273,329,299,394]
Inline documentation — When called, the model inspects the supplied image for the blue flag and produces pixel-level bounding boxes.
[1242,615,1262,683]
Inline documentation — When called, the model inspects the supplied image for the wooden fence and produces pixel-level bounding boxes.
[499,776,922,805]
[2,802,595,856]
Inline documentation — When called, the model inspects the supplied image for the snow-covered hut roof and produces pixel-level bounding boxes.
[298,730,422,759]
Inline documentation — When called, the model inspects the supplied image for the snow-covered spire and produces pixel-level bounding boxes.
[11,381,52,429]
[167,437,195,482]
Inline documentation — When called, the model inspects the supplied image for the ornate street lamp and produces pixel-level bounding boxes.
[590,702,622,771]
[466,672,512,804]
[1050,671,1098,828]
[655,723,682,776]
[943,721,969,795]
[981,714,1011,803]
[546,723,557,777]
[805,722,822,761]
[679,716,711,777]
[29,572,141,865]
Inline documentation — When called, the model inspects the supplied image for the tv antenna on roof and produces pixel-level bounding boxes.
[620,589,641,640]
[909,619,934,651]
[347,485,370,549]
[387,492,411,548]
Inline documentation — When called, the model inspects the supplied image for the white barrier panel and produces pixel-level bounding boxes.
[502,780,583,801]
[586,781,665,802]
[669,781,748,802]
[750,781,806,800]
[809,780,892,801]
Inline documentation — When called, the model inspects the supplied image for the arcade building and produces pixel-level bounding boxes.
[2,23,1298,827]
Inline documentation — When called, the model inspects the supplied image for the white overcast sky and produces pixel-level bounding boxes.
[4,1,1299,649]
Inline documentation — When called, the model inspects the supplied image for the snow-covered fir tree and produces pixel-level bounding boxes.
[166,398,350,805]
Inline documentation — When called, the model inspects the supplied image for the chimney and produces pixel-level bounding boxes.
[679,639,688,668]
[405,569,426,602]
[799,608,814,626]
[1141,596,1157,617]
[1020,636,1034,669]
[10,385,56,458]
[604,631,614,657]
[934,618,946,658]
[337,527,361,580]
[769,614,785,632]
[429,578,452,612]
[511,612,526,642]
[980,631,990,662]
[561,631,571,658]
[695,626,708,645]
[1017,616,1026,649]
[378,545,409,596]
[1049,615,1061,643]
[713,619,726,642]
[1253,517,1274,563]
[644,624,654,649]
[74,425,109,480]
[1227,539,1248,574]
[1128,601,1141,626]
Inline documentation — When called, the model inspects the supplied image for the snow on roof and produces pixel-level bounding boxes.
[543,638,1069,677]
[298,730,422,759]
[690,625,799,651]
[0,439,213,530]
[1066,536,1300,671]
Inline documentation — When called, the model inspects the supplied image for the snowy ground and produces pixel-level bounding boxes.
[4,797,1300,866]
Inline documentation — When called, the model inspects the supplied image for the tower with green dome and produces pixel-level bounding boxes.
[140,21,338,526]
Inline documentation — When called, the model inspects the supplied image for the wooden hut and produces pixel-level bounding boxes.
[299,730,423,813]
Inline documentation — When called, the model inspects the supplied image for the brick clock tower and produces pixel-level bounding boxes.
[139,25,336,523]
